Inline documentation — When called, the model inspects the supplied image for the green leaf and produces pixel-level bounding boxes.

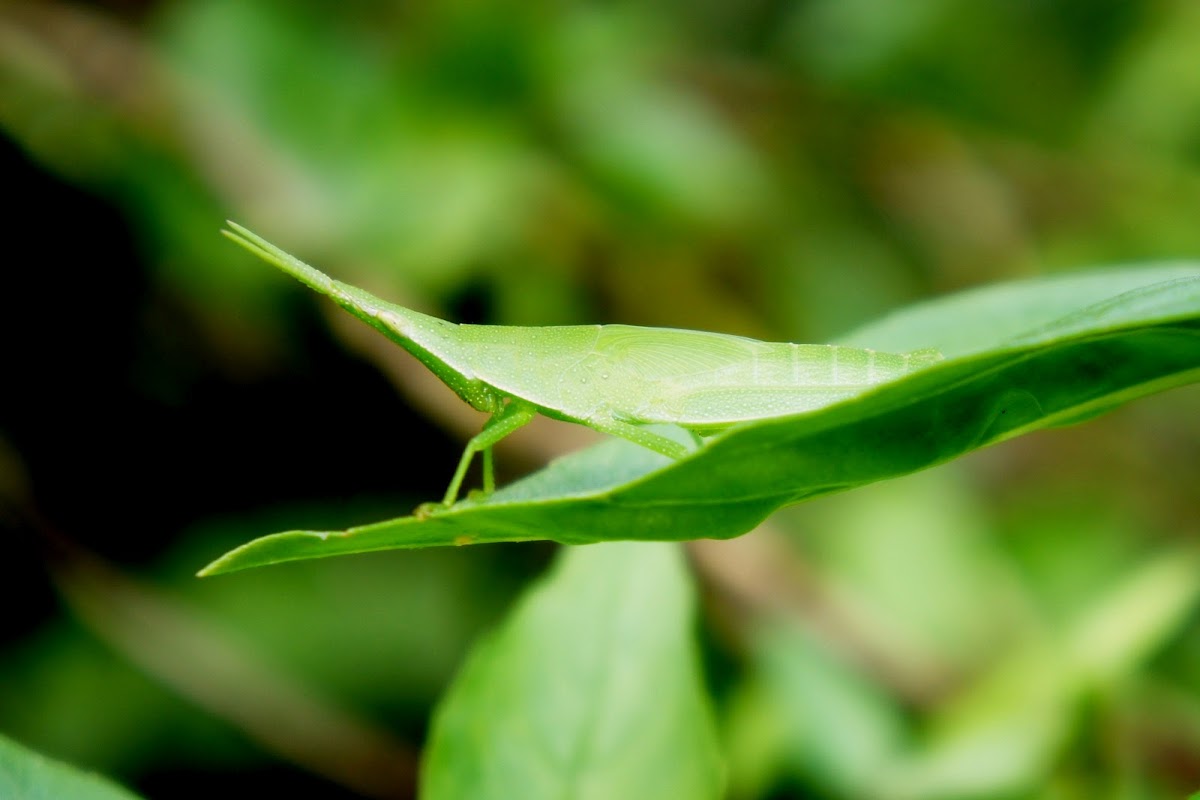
[754,623,907,797]
[201,265,1200,574]
[0,733,142,800]
[1066,547,1200,684]
[888,648,1074,799]
[420,542,723,800]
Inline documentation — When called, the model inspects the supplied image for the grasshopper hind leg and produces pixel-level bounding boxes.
[588,417,692,460]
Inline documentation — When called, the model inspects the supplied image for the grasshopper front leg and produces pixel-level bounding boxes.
[442,401,537,505]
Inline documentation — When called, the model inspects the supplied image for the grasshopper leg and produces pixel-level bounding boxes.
[588,417,692,460]
[481,446,495,494]
[443,401,537,506]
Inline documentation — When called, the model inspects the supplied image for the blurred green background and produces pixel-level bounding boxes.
[1,0,1199,797]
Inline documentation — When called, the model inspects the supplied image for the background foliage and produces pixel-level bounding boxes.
[2,0,1199,797]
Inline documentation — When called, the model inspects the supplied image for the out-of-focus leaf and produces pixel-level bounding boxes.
[0,733,142,800]
[785,0,1140,137]
[421,542,723,800]
[890,649,1073,799]
[1067,548,1200,683]
[890,547,1200,798]
[755,623,906,797]
[784,0,951,82]
[0,625,196,776]
[182,518,522,706]
[798,468,1019,669]
[201,264,1200,574]
[158,0,536,290]
[545,9,769,230]
[722,674,791,800]
[1091,2,1200,158]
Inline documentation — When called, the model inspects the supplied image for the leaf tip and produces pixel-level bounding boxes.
[195,556,231,578]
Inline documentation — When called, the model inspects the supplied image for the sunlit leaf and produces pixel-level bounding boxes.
[421,542,723,800]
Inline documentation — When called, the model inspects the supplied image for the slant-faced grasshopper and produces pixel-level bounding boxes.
[224,223,943,505]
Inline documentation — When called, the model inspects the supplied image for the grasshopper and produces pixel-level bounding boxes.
[224,223,943,505]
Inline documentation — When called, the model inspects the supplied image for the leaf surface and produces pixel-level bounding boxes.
[421,542,723,800]
[0,734,142,800]
[202,264,1200,574]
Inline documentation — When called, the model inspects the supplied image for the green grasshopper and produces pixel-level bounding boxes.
[224,223,943,506]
